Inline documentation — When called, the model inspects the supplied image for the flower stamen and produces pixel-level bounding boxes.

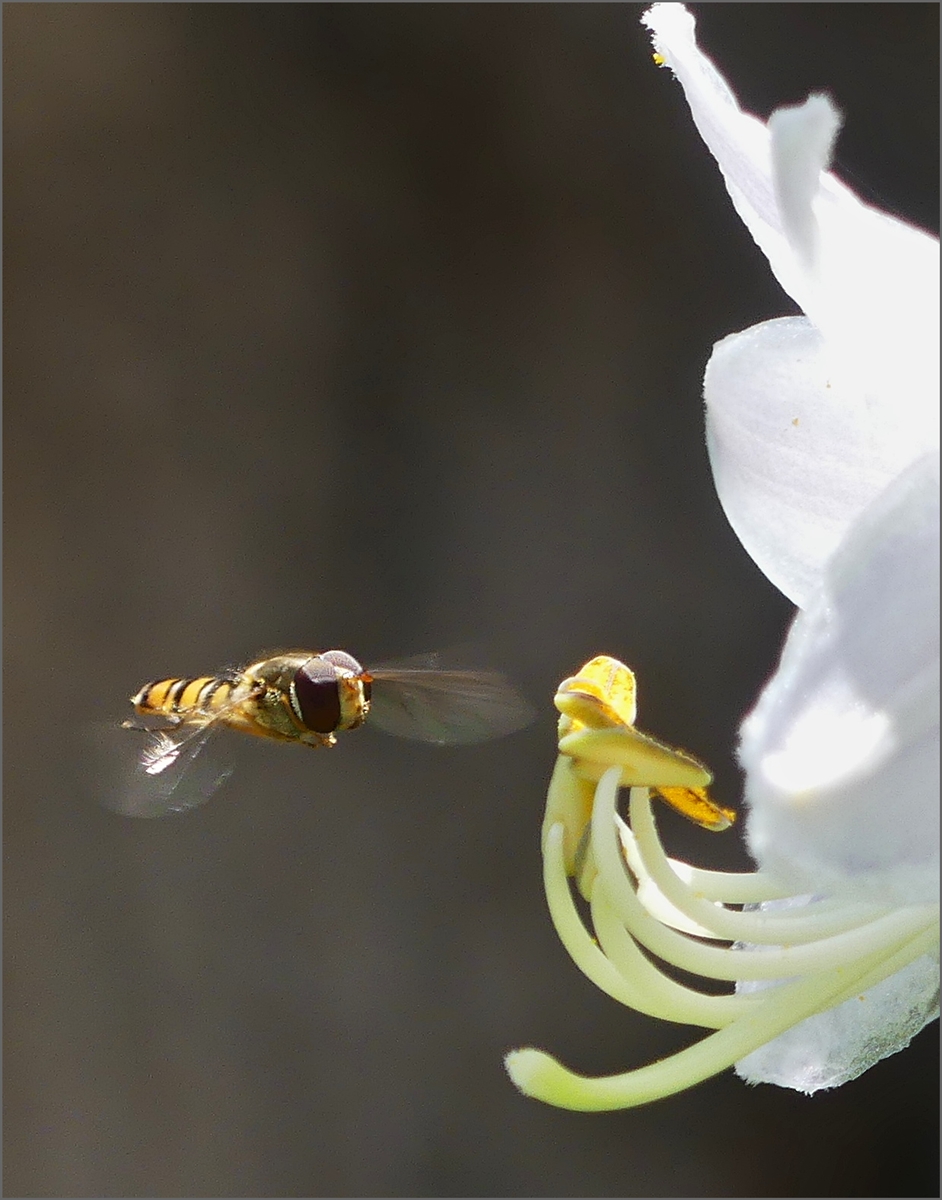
[506,657,940,1111]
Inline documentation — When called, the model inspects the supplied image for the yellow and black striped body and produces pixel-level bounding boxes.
[133,674,239,723]
[131,652,372,750]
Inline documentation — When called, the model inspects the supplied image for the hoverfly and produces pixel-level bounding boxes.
[109,649,532,818]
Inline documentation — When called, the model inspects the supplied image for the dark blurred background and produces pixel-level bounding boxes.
[4,5,938,1196]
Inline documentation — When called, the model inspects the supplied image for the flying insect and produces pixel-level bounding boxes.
[112,648,532,817]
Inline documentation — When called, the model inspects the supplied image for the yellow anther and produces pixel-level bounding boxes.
[553,656,735,832]
[555,655,637,730]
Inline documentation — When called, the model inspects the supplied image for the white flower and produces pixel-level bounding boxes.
[506,4,939,1110]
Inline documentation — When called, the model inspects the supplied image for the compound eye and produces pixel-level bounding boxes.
[291,660,342,734]
[320,649,364,676]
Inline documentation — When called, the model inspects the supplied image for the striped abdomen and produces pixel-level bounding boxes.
[132,675,238,722]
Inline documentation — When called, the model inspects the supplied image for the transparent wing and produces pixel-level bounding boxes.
[88,716,235,818]
[366,656,534,745]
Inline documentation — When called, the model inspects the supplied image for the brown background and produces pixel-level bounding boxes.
[5,4,938,1197]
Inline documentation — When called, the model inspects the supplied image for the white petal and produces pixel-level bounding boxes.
[739,452,940,904]
[769,91,938,436]
[644,4,940,564]
[642,4,822,312]
[807,154,939,449]
[643,7,939,399]
[735,951,940,1094]
[704,316,931,605]
[767,96,840,273]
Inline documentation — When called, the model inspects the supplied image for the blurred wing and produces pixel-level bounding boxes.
[89,718,234,818]
[367,665,534,745]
